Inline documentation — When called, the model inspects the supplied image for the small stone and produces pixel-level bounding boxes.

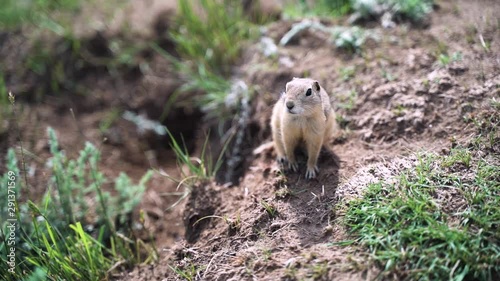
[279,56,294,68]
[323,225,333,234]
[260,37,278,58]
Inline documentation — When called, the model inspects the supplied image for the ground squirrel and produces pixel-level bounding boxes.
[271,78,336,179]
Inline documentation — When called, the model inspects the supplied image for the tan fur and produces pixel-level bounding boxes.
[271,78,336,179]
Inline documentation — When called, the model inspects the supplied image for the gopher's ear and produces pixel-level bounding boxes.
[313,81,320,92]
[285,81,291,92]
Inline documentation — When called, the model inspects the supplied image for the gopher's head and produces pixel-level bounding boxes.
[283,77,323,116]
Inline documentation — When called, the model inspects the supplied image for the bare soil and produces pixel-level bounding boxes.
[1,0,499,280]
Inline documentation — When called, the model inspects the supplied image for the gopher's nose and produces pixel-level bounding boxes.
[286,101,294,110]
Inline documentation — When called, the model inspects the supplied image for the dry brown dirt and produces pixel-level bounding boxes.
[1,0,499,280]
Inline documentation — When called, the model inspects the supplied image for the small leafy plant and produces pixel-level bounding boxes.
[46,127,153,228]
[331,26,369,53]
[438,51,463,66]
[351,0,434,24]
[390,0,434,22]
[0,127,154,280]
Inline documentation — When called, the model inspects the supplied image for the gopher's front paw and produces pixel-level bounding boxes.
[288,161,299,172]
[305,165,319,179]
[277,156,287,170]
[277,156,287,165]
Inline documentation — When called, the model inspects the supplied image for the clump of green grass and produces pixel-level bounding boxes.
[336,89,358,111]
[175,64,233,119]
[99,108,121,133]
[169,261,205,281]
[284,0,352,19]
[166,129,226,183]
[339,66,356,81]
[193,214,241,234]
[344,150,500,280]
[0,127,155,280]
[161,129,229,208]
[442,148,472,168]
[392,104,406,116]
[155,0,255,121]
[22,206,113,281]
[260,200,278,218]
[0,0,80,29]
[309,261,329,280]
[171,0,253,76]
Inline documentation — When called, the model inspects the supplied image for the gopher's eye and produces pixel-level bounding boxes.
[305,88,312,96]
